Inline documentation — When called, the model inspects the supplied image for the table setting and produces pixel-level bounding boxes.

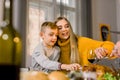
[20,47,120,80]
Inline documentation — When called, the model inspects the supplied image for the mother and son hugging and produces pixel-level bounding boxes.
[30,16,120,73]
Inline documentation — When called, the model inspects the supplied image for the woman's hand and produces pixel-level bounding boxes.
[94,47,108,59]
[110,49,118,57]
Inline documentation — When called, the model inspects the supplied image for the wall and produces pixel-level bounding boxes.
[116,0,120,41]
[91,0,117,42]
[13,0,27,67]
[0,0,4,23]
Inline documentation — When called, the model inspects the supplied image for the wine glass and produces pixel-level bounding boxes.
[87,48,96,63]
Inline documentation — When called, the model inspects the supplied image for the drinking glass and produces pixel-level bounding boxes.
[87,48,96,63]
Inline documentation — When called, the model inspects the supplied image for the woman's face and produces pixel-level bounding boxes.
[56,19,70,40]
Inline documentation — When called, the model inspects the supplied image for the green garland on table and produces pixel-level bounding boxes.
[103,72,120,80]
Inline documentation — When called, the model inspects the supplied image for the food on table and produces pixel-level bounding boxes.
[48,71,69,80]
[82,64,115,79]
[20,71,49,80]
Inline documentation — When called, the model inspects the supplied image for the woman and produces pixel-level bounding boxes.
[54,16,114,66]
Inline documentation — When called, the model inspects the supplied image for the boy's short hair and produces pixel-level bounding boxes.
[41,21,58,32]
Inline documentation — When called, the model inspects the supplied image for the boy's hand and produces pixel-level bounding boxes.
[67,63,81,71]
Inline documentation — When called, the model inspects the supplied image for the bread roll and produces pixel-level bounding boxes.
[21,71,49,80]
[48,71,69,80]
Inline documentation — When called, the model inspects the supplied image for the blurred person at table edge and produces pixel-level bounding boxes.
[54,16,115,67]
[110,41,120,58]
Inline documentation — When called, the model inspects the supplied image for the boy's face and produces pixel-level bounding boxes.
[40,27,58,47]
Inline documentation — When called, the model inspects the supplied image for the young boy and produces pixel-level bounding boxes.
[31,21,80,73]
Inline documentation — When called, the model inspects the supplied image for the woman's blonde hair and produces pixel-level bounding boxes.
[54,16,81,64]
